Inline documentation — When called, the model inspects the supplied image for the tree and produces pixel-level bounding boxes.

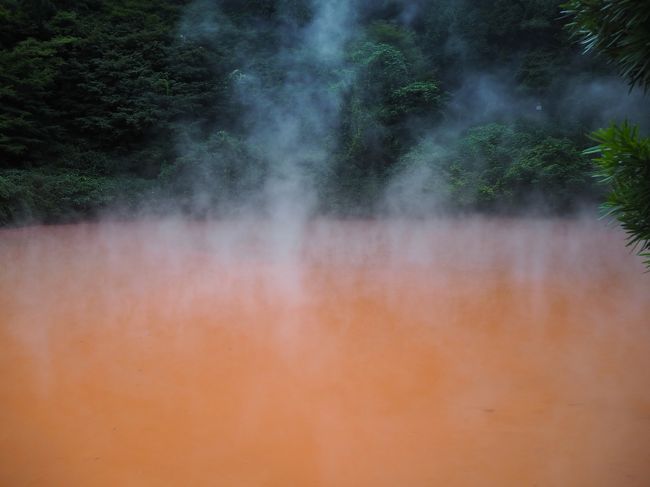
[562,1,650,90]
[586,123,650,267]
[563,0,650,268]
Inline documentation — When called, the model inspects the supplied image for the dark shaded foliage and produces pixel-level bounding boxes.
[564,0,650,268]
[587,123,650,267]
[0,0,623,224]
[563,0,650,91]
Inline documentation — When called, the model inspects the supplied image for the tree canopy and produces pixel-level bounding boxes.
[0,0,646,224]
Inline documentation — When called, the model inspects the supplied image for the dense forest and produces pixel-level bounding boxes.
[1,0,649,224]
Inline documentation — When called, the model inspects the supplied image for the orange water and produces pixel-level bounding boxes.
[1,219,649,486]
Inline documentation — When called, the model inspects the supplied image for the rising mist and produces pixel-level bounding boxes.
[1,1,650,486]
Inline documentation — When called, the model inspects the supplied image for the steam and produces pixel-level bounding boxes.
[4,3,650,483]
[237,0,356,221]
[445,71,650,130]
[168,0,650,221]
[173,0,359,222]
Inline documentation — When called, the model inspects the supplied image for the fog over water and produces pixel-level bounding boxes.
[2,0,650,485]
[1,218,650,486]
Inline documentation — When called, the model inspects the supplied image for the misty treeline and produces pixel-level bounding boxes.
[1,0,648,224]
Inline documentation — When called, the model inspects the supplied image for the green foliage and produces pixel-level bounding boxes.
[0,0,617,224]
[0,169,152,225]
[564,1,650,269]
[0,35,76,162]
[352,41,410,97]
[366,21,426,75]
[562,0,650,91]
[587,123,650,266]
[393,123,599,213]
[0,0,229,169]
[331,26,445,209]
[389,81,442,119]
[160,131,267,214]
[419,0,574,86]
[504,137,596,211]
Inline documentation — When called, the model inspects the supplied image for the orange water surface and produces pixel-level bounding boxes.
[1,218,649,486]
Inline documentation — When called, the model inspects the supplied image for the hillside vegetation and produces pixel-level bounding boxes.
[1,0,644,224]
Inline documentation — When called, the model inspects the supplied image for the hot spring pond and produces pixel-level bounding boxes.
[1,218,649,486]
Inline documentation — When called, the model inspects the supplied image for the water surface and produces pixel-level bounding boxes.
[1,219,649,486]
